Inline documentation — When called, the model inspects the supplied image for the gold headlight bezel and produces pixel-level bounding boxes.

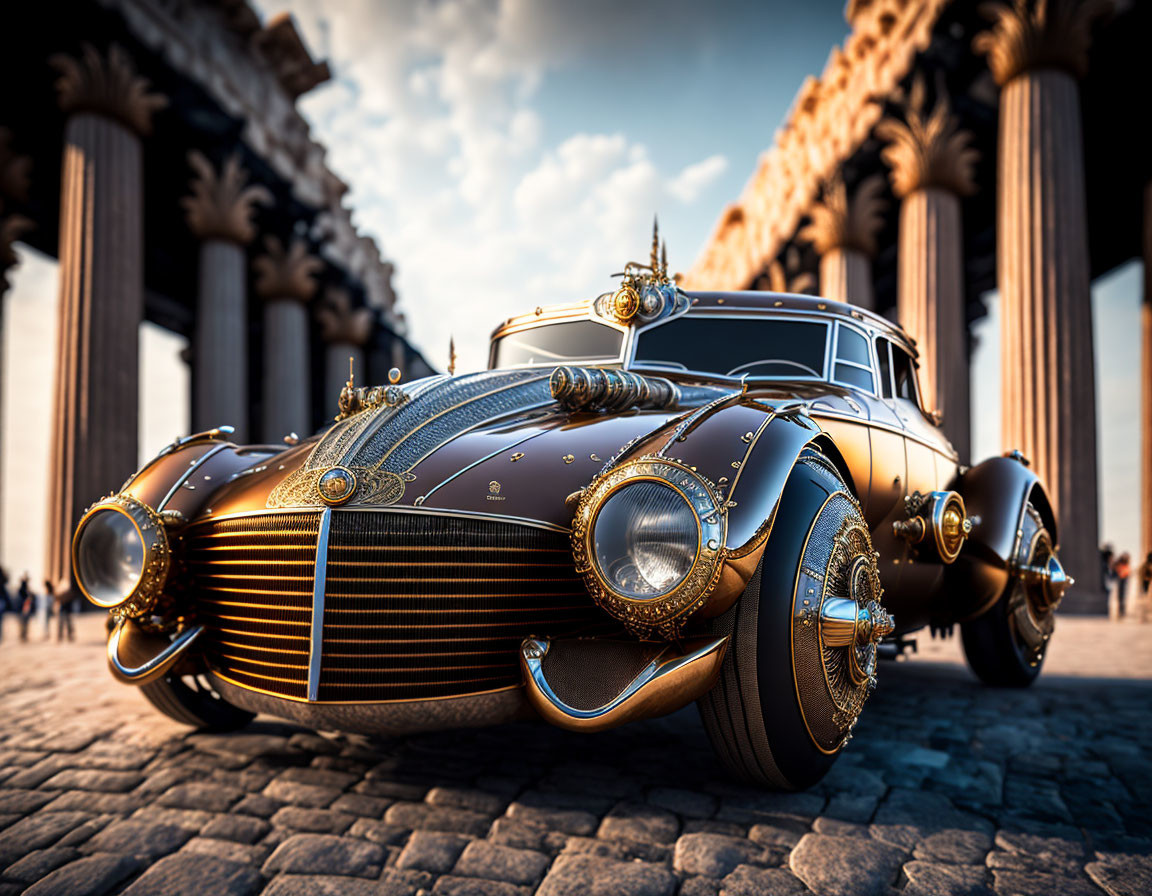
[72,494,170,617]
[572,455,727,638]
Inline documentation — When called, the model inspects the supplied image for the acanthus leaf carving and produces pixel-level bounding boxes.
[253,236,322,304]
[182,151,272,245]
[973,0,1113,85]
[316,287,374,346]
[798,174,888,257]
[49,43,168,136]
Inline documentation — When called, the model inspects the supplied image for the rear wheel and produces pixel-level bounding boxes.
[697,450,891,789]
[140,674,255,731]
[961,503,1059,687]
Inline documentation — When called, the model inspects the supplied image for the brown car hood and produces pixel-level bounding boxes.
[198,370,715,528]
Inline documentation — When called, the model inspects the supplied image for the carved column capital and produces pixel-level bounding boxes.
[182,151,271,245]
[253,236,322,303]
[973,0,1112,86]
[876,76,978,199]
[316,287,374,346]
[759,246,816,295]
[798,174,887,256]
[50,44,167,136]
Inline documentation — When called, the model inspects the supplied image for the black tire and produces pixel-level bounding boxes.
[140,674,255,731]
[960,503,1054,687]
[697,449,887,790]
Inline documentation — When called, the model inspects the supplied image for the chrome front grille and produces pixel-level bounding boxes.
[189,512,321,700]
[185,510,613,702]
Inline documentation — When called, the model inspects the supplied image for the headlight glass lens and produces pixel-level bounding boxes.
[75,509,145,607]
[593,481,699,599]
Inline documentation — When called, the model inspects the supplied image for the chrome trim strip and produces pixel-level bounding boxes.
[522,635,727,721]
[415,429,549,505]
[307,507,332,702]
[156,443,229,511]
[107,619,204,684]
[338,504,570,534]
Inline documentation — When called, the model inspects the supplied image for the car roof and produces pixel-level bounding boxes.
[492,289,919,359]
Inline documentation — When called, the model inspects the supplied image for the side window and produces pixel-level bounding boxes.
[832,324,875,393]
[891,346,919,404]
[875,338,894,399]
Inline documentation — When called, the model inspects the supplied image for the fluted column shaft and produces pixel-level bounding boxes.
[263,299,310,440]
[45,113,143,587]
[998,68,1100,612]
[195,241,247,437]
[898,187,970,460]
[1142,182,1152,562]
[820,248,874,309]
[326,343,364,413]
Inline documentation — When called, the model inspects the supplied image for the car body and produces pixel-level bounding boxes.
[73,256,1071,789]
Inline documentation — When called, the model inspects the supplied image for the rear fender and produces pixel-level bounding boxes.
[946,454,1057,619]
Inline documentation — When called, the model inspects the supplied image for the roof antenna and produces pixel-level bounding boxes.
[650,216,660,273]
[660,241,668,281]
[447,335,457,376]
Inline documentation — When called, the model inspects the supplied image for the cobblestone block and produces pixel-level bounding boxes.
[597,802,679,844]
[233,794,284,817]
[262,874,408,896]
[790,833,906,896]
[179,835,269,866]
[263,779,343,808]
[385,802,492,836]
[276,766,358,790]
[54,815,114,848]
[989,869,1103,896]
[673,832,761,877]
[901,861,993,896]
[129,805,214,831]
[487,818,546,851]
[201,814,271,844]
[0,811,93,865]
[2,846,80,884]
[395,830,472,872]
[157,781,243,812]
[21,853,141,896]
[0,790,55,814]
[747,822,805,849]
[913,829,991,864]
[432,875,530,895]
[720,865,808,896]
[270,806,355,834]
[121,852,263,896]
[41,790,141,815]
[84,819,193,858]
[330,792,392,817]
[262,833,386,878]
[453,840,550,885]
[427,786,507,816]
[536,853,675,896]
[346,817,410,846]
[506,801,599,833]
[357,777,429,801]
[678,876,720,896]
[1086,855,1152,896]
[559,835,670,864]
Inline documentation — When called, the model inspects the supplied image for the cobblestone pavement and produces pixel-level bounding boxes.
[1,614,1150,896]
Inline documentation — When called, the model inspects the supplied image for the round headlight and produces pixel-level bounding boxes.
[573,456,727,637]
[73,495,170,615]
[593,481,698,598]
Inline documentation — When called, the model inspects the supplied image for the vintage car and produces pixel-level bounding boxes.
[72,240,1071,790]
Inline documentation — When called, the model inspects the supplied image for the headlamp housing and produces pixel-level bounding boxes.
[573,456,726,638]
[72,494,171,617]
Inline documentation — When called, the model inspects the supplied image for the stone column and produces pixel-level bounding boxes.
[877,76,978,460]
[254,237,321,441]
[975,0,1110,613]
[316,287,373,415]
[1143,182,1152,563]
[799,174,885,309]
[44,45,165,590]
[182,152,270,441]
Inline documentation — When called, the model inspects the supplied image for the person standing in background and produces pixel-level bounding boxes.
[1138,552,1152,623]
[1100,544,1116,612]
[1112,553,1132,620]
[38,580,54,640]
[0,567,10,643]
[54,580,75,643]
[17,574,33,641]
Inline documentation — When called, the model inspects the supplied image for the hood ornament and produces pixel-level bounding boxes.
[336,360,410,422]
[595,218,690,325]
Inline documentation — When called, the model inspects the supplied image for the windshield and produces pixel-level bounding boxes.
[633,317,829,379]
[490,320,624,368]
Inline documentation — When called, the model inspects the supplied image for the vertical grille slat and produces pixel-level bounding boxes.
[185,510,616,702]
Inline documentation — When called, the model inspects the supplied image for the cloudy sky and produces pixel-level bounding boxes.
[0,0,1143,585]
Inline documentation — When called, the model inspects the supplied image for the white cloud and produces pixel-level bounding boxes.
[260,0,729,374]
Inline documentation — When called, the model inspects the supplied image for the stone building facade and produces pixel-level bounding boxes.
[685,0,1150,615]
[0,0,433,592]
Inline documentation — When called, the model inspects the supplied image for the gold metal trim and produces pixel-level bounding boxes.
[73,494,171,617]
[206,670,520,706]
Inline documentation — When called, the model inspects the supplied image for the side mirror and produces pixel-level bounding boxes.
[927,409,944,427]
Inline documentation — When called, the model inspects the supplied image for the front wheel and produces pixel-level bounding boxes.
[961,503,1063,687]
[140,674,255,731]
[696,450,892,790]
